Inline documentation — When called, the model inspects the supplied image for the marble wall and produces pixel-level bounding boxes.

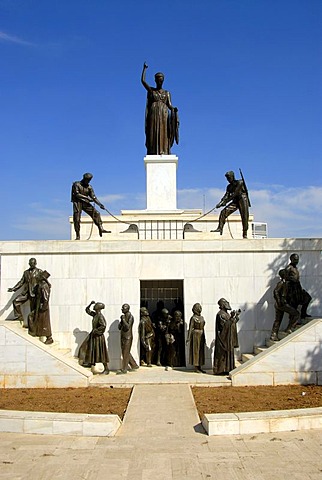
[0,324,90,388]
[0,238,321,370]
[231,319,322,386]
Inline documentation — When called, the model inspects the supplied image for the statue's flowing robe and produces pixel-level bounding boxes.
[78,312,109,366]
[145,89,178,155]
[28,280,52,338]
[213,309,238,374]
[187,315,205,367]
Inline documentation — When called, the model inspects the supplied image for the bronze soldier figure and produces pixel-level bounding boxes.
[270,269,300,340]
[284,253,312,329]
[212,170,250,239]
[71,172,111,240]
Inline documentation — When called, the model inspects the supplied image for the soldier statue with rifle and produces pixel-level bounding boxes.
[212,169,250,239]
[71,173,111,240]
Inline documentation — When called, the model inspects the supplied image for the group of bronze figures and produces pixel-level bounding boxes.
[70,64,251,241]
[270,253,311,341]
[71,169,250,240]
[7,252,312,375]
[139,302,185,371]
[7,258,53,345]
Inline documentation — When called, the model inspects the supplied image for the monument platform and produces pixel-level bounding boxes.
[1,237,321,373]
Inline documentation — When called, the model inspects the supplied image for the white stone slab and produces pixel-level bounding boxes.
[24,419,53,435]
[1,239,322,372]
[237,411,270,434]
[273,372,297,385]
[294,371,318,385]
[83,416,122,437]
[53,420,83,435]
[203,407,322,436]
[0,410,122,437]
[202,413,239,436]
[318,372,322,385]
[298,413,322,430]
[144,155,178,210]
[0,417,24,433]
[269,415,299,432]
[232,372,274,386]
[4,375,28,388]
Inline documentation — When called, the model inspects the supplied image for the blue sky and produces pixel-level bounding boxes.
[1,0,321,240]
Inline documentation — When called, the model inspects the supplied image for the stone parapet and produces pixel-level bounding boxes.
[202,406,322,436]
[0,409,121,436]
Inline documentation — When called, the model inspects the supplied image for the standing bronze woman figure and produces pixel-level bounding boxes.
[141,62,179,155]
[186,303,206,373]
[78,301,109,374]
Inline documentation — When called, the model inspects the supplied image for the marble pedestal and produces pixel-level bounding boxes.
[144,155,178,210]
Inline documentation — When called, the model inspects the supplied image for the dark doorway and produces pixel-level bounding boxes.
[140,280,185,366]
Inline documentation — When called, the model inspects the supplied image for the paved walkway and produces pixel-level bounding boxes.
[1,383,322,479]
[120,384,201,438]
[90,365,231,387]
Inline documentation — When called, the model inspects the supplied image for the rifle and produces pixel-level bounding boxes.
[239,168,251,207]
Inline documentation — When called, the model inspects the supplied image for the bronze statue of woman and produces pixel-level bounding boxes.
[186,303,206,373]
[141,62,179,155]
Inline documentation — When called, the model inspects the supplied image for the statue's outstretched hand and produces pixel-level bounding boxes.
[143,62,148,69]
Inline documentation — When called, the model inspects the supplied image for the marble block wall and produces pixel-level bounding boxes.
[0,324,91,388]
[230,318,322,386]
[0,238,321,371]
[144,155,178,210]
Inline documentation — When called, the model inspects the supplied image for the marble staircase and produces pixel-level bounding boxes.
[230,317,322,386]
[237,318,314,366]
[0,320,92,388]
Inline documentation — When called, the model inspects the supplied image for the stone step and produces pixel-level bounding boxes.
[241,353,255,363]
[265,319,315,347]
[266,333,289,346]
[53,347,72,356]
[254,345,267,355]
[240,318,315,368]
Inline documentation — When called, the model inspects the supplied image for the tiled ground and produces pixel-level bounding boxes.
[0,384,322,479]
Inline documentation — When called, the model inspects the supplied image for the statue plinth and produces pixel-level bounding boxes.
[144,155,178,211]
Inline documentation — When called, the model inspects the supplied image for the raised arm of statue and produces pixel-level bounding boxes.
[85,301,96,317]
[141,62,151,92]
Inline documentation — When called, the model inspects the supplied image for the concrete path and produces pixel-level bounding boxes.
[120,384,201,438]
[1,385,322,479]
[1,426,322,479]
[90,365,231,387]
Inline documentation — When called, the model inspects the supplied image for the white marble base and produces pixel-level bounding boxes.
[0,409,122,436]
[0,323,91,388]
[202,406,322,436]
[144,154,178,210]
[231,319,322,386]
[1,238,321,372]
